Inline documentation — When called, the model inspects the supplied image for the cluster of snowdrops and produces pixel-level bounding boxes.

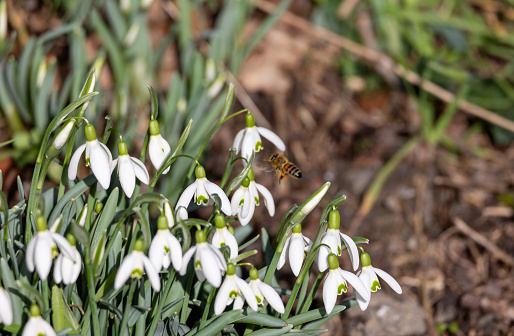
[0,79,401,335]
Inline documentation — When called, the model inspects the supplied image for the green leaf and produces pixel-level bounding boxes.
[185,309,243,336]
[285,304,347,326]
[93,232,107,277]
[285,329,327,335]
[90,187,119,258]
[0,259,23,325]
[70,219,89,246]
[231,249,257,263]
[235,313,286,327]
[147,85,159,120]
[245,325,294,336]
[51,285,80,333]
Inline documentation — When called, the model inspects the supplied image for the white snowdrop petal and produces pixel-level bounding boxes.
[240,189,251,219]
[143,256,161,291]
[22,318,39,336]
[199,247,222,288]
[25,236,38,272]
[110,158,118,175]
[115,253,138,290]
[99,142,113,163]
[71,249,82,284]
[355,290,370,311]
[68,143,86,180]
[149,233,166,270]
[316,244,331,273]
[374,267,402,294]
[340,232,360,271]
[118,156,136,197]
[339,269,370,302]
[164,200,175,228]
[231,188,244,217]
[50,232,77,262]
[256,127,286,151]
[241,129,256,160]
[61,253,78,285]
[34,236,53,281]
[130,156,150,184]
[232,129,245,154]
[255,183,275,216]
[235,277,258,312]
[0,288,13,325]
[180,246,197,276]
[40,317,57,336]
[289,234,305,277]
[166,234,183,271]
[210,245,228,271]
[89,141,112,189]
[277,237,290,270]
[176,182,197,212]
[233,296,245,310]
[223,229,239,260]
[322,272,338,314]
[53,255,63,284]
[204,180,232,216]
[214,278,233,315]
[257,281,285,314]
[148,135,171,174]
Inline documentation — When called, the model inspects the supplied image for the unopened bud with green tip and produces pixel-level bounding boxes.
[205,58,216,82]
[78,204,88,227]
[291,182,331,224]
[36,59,47,88]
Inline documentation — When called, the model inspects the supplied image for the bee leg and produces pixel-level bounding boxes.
[279,172,286,183]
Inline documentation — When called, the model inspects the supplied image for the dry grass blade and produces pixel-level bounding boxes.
[254,0,514,133]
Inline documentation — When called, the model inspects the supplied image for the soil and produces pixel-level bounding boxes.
[1,1,514,335]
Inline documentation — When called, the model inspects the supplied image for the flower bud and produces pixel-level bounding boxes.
[47,120,75,158]
[36,60,47,88]
[207,72,226,98]
[124,23,140,46]
[177,98,187,114]
[205,59,216,82]
[95,201,103,214]
[291,182,330,224]
[78,204,88,227]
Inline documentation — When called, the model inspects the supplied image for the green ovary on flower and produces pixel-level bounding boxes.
[337,283,347,295]
[36,216,47,232]
[148,120,160,136]
[195,166,206,179]
[371,280,381,292]
[131,268,143,279]
[245,113,255,128]
[84,124,96,141]
[118,141,128,156]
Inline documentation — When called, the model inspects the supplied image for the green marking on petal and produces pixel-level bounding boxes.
[195,260,202,270]
[220,242,225,247]
[254,197,259,206]
[337,245,342,255]
[338,283,347,295]
[256,296,262,304]
[255,142,263,151]
[131,268,143,279]
[164,246,170,253]
[85,158,90,167]
[239,199,244,206]
[371,280,381,292]
[229,290,238,299]
[52,246,59,259]
[197,195,209,205]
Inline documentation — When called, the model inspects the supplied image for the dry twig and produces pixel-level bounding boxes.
[254,0,514,133]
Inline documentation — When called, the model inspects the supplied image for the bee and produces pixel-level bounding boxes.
[267,153,302,183]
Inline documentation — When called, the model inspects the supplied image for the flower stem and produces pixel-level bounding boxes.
[119,279,138,336]
[199,286,217,329]
[180,271,194,324]
[147,271,176,335]
[298,271,325,315]
[85,253,101,336]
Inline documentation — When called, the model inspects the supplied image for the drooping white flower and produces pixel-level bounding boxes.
[232,112,285,161]
[148,120,171,174]
[316,209,360,272]
[176,166,232,216]
[210,213,239,260]
[110,140,150,197]
[115,239,161,291]
[355,251,402,311]
[277,224,312,277]
[68,124,113,189]
[231,169,275,226]
[323,253,370,314]
[22,304,56,336]
[214,263,258,315]
[26,216,78,281]
[180,230,227,288]
[149,215,182,271]
[0,286,13,326]
[248,267,284,314]
[53,234,82,285]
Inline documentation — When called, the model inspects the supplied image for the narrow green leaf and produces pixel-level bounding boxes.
[245,324,293,336]
[285,329,327,335]
[235,313,286,327]
[285,304,346,326]
[90,188,119,257]
[70,220,89,247]
[51,285,80,333]
[185,309,243,336]
[147,85,159,120]
[93,231,107,277]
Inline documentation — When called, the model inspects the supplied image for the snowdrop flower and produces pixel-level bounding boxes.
[176,206,188,221]
[53,234,82,285]
[316,209,359,272]
[68,124,113,189]
[115,238,161,291]
[210,213,238,260]
[323,253,370,314]
[26,216,78,281]
[148,120,171,174]
[231,169,275,226]
[248,267,284,314]
[0,286,12,326]
[22,304,56,336]
[47,119,75,158]
[233,112,285,161]
[180,230,227,288]
[355,251,402,311]
[214,263,258,315]
[110,140,150,197]
[277,224,312,277]
[149,215,182,271]
[176,165,232,216]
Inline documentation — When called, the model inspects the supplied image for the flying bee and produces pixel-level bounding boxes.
[267,153,302,183]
